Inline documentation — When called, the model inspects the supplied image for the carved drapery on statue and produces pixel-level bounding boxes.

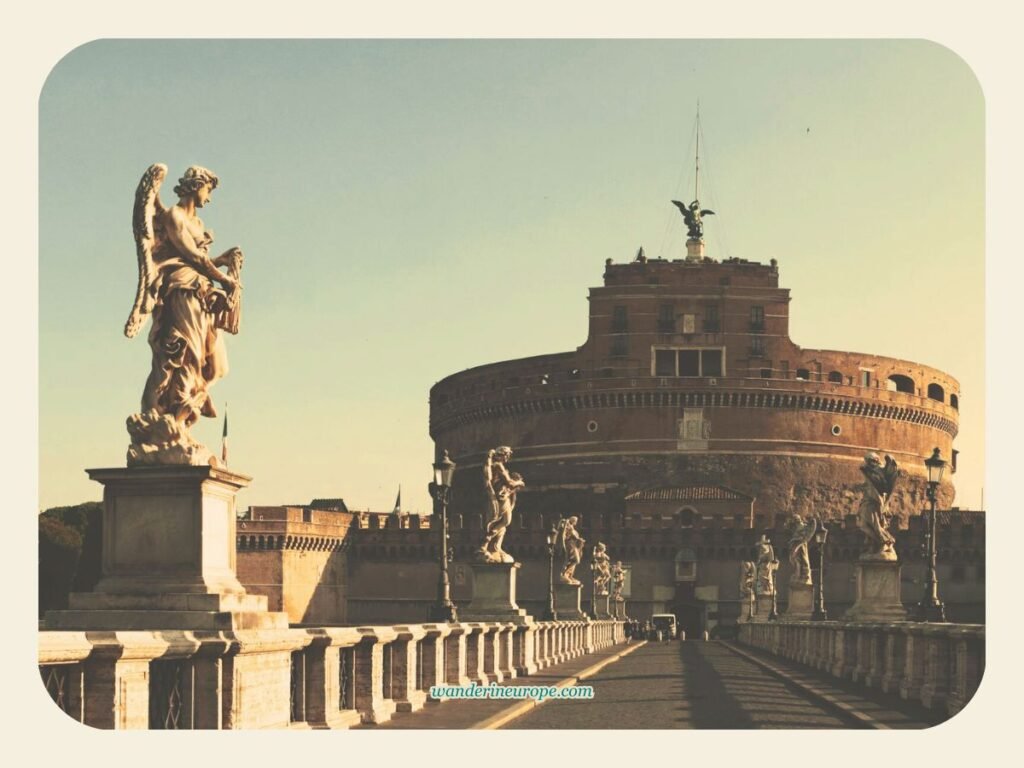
[124,163,244,466]
[786,515,818,586]
[856,453,900,561]
[591,542,612,596]
[739,561,755,599]
[476,446,525,564]
[754,535,779,596]
[611,561,625,602]
[557,516,586,585]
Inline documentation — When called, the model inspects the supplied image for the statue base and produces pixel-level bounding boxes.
[45,465,288,631]
[784,582,814,619]
[736,597,755,624]
[592,592,611,619]
[460,562,532,624]
[613,599,627,620]
[752,594,776,623]
[843,560,907,622]
[685,238,705,262]
[554,582,585,620]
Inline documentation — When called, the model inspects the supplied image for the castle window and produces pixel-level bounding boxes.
[611,337,628,357]
[678,508,697,527]
[703,304,720,332]
[612,305,628,333]
[927,383,945,402]
[655,349,676,377]
[860,370,872,388]
[887,374,915,394]
[950,393,959,410]
[749,306,764,331]
[796,368,810,380]
[658,303,675,333]
[601,367,614,378]
[750,337,766,357]
[760,368,772,379]
[702,349,723,377]
[679,350,700,377]
[827,371,843,384]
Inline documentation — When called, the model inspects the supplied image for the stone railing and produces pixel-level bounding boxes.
[38,619,624,729]
[738,620,984,718]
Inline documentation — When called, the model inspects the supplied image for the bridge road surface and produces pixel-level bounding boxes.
[504,640,940,729]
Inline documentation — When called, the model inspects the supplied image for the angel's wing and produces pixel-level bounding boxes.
[882,455,899,496]
[670,200,693,222]
[700,209,716,217]
[124,163,168,338]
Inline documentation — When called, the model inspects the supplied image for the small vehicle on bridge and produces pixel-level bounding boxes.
[650,614,677,641]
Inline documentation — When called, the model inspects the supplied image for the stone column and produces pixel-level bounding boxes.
[443,625,470,685]
[881,628,908,695]
[391,626,428,713]
[920,629,951,710]
[352,629,398,725]
[900,627,928,703]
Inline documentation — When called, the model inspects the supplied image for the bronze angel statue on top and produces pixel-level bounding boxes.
[124,163,245,466]
[856,453,900,561]
[671,199,715,240]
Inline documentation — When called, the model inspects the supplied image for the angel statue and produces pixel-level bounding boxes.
[557,516,586,585]
[611,561,626,602]
[739,561,756,600]
[786,514,818,586]
[754,534,779,596]
[671,199,716,241]
[123,164,245,466]
[856,452,900,561]
[477,446,526,563]
[591,542,612,596]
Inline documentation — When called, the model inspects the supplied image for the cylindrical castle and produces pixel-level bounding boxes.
[429,253,959,528]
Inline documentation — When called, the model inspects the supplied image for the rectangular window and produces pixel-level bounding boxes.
[760,368,772,379]
[750,337,765,357]
[860,370,871,388]
[682,314,695,334]
[679,350,700,377]
[657,304,674,333]
[701,349,723,377]
[703,305,720,332]
[611,337,628,357]
[655,349,676,376]
[612,305,628,332]
[750,306,765,331]
[780,360,790,379]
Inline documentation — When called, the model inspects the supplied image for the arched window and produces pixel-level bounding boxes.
[796,368,810,380]
[950,393,959,410]
[887,374,915,394]
[927,383,945,402]
[678,507,698,527]
[827,371,843,383]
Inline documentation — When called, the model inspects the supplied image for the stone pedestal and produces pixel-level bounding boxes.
[554,582,585,620]
[685,238,705,261]
[752,594,776,623]
[593,593,611,619]
[613,600,627,620]
[784,582,814,619]
[46,465,288,630]
[736,596,755,624]
[843,559,907,622]
[461,562,531,624]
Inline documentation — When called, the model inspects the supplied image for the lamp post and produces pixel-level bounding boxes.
[544,525,559,621]
[917,447,947,622]
[811,523,829,621]
[428,450,458,623]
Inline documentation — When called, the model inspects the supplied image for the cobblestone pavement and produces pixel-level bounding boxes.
[505,641,938,729]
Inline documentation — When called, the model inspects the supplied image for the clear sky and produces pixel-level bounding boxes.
[38,39,984,513]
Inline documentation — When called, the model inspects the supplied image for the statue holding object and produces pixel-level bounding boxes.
[786,514,818,586]
[591,542,612,596]
[124,164,245,466]
[557,516,586,585]
[477,446,525,564]
[856,453,900,561]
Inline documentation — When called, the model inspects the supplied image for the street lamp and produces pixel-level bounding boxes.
[428,450,458,623]
[544,525,559,620]
[917,447,947,622]
[811,523,829,621]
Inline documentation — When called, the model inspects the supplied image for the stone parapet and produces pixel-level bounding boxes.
[738,620,984,721]
[39,619,624,729]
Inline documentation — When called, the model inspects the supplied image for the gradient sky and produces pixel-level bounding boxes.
[38,39,984,513]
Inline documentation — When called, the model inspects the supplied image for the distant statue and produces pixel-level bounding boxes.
[477,446,525,564]
[671,199,716,240]
[739,561,756,599]
[786,514,818,586]
[754,534,779,596]
[124,164,245,466]
[591,542,612,595]
[856,452,900,561]
[611,561,625,601]
[557,516,586,585]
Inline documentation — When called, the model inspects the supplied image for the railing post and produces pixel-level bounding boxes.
[900,626,927,703]
[444,624,469,685]
[390,626,428,713]
[352,628,398,725]
[920,627,951,711]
